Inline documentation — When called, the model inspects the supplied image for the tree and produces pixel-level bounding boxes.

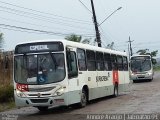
[136,49,149,55]
[106,42,114,50]
[136,49,158,65]
[0,32,4,49]
[65,34,91,44]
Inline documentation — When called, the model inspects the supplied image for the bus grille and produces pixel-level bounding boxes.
[137,75,145,78]
[29,86,56,92]
[30,99,49,103]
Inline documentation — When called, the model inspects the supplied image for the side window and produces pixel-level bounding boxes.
[96,52,104,71]
[123,56,128,71]
[67,51,78,78]
[104,53,112,71]
[117,55,123,71]
[86,50,96,71]
[77,48,87,71]
[111,54,118,70]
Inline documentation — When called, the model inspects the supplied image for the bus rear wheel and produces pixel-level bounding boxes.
[37,106,48,111]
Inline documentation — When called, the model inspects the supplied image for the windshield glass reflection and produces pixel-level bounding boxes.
[14,53,65,84]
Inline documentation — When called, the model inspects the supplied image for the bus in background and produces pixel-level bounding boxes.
[14,39,130,111]
[130,55,153,82]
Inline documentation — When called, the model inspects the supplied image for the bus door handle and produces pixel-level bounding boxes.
[79,72,82,74]
[77,79,79,86]
[88,77,91,81]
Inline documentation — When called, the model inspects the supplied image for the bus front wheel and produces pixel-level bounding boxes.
[79,89,87,107]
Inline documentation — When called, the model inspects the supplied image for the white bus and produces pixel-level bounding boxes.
[130,55,154,82]
[14,39,130,111]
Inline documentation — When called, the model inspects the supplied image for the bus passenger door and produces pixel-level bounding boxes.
[66,48,80,105]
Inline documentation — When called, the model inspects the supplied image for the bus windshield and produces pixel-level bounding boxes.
[14,53,65,84]
[131,59,151,72]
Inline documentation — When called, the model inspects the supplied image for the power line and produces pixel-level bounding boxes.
[0,5,93,25]
[78,0,92,13]
[0,26,47,35]
[0,0,91,23]
[0,16,94,34]
[0,23,95,37]
[99,26,113,45]
[0,8,93,30]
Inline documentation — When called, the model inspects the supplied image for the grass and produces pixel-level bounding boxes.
[0,101,16,112]
[0,85,14,102]
[153,66,160,71]
[0,84,15,112]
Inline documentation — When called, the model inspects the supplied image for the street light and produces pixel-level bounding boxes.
[98,7,122,26]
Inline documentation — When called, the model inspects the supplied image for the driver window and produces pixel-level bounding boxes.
[67,51,78,78]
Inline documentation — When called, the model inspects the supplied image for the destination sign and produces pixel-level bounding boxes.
[15,42,64,54]
[30,45,49,51]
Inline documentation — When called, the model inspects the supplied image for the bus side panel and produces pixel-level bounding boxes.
[118,71,125,93]
[67,76,81,105]
[123,71,130,92]
[97,71,114,98]
[86,71,98,100]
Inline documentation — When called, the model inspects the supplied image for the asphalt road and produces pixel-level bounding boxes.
[1,72,160,120]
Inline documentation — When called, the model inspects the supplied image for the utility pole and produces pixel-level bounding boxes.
[90,0,101,47]
[127,36,134,58]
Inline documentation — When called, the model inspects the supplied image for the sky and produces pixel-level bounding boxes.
[0,0,160,57]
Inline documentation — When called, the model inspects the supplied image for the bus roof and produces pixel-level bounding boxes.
[15,39,127,56]
[131,55,151,58]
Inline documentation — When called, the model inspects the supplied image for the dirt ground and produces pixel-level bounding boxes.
[1,72,160,120]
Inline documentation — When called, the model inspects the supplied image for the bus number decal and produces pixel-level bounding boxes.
[16,83,29,92]
[96,76,108,82]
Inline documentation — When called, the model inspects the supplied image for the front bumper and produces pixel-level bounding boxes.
[14,94,67,107]
[130,74,153,81]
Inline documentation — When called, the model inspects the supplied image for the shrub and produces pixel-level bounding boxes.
[0,85,14,102]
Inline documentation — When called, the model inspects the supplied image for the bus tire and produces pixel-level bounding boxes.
[79,89,87,108]
[148,79,152,82]
[37,106,48,111]
[133,80,136,83]
[113,84,118,97]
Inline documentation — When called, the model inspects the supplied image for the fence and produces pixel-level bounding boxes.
[0,51,13,85]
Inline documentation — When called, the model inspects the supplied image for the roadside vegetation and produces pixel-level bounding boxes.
[0,84,15,112]
[0,31,15,112]
[153,66,160,71]
[0,101,15,112]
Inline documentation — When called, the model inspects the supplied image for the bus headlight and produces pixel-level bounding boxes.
[16,90,26,97]
[54,87,65,96]
[148,72,152,75]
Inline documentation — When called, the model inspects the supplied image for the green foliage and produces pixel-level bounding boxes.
[136,49,158,65]
[106,42,114,49]
[0,85,14,102]
[153,66,160,71]
[0,101,15,112]
[65,34,82,42]
[65,34,91,44]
